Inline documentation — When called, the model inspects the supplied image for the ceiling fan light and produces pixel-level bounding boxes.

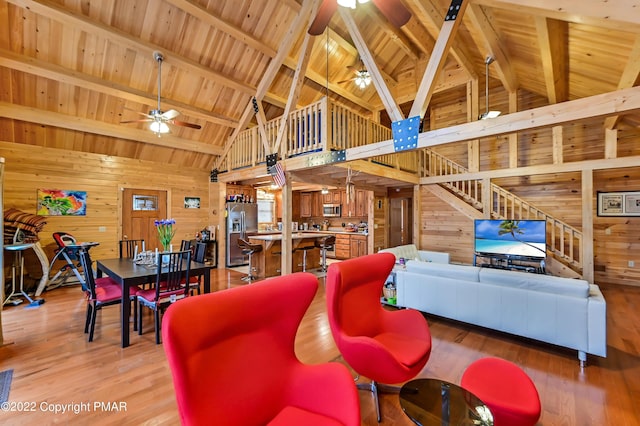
[479,110,501,120]
[337,0,356,9]
[150,121,170,134]
[354,70,371,89]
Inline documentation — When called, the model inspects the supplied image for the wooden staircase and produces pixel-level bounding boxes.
[421,150,583,276]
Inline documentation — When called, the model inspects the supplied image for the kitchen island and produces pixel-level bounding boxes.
[248,233,333,279]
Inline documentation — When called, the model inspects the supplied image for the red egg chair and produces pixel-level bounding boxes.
[162,272,360,426]
[326,252,432,422]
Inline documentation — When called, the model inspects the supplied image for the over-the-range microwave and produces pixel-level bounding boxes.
[323,204,341,217]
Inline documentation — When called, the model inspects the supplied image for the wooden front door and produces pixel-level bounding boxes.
[389,197,411,248]
[122,188,167,251]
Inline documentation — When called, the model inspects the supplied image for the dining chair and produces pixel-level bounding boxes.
[136,250,191,344]
[79,249,139,342]
[162,272,360,426]
[185,242,207,295]
[119,239,145,259]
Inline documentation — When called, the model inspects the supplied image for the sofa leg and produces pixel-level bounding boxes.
[578,351,587,369]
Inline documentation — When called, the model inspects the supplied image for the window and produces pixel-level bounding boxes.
[257,189,275,225]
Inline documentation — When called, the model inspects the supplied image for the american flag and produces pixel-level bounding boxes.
[271,161,286,187]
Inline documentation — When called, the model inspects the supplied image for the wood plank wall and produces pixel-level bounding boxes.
[1,141,211,284]
[417,86,640,287]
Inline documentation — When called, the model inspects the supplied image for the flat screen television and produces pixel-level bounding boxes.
[474,219,547,259]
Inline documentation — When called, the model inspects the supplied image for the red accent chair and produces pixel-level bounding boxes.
[162,272,360,426]
[326,252,432,422]
[461,357,541,426]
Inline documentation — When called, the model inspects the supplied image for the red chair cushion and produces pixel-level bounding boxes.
[374,332,431,368]
[136,286,184,303]
[267,406,345,426]
[461,357,541,426]
[89,284,122,303]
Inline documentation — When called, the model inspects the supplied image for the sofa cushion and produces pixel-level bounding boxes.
[405,260,481,282]
[379,244,419,261]
[478,267,589,298]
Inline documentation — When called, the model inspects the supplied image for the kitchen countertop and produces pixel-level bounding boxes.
[249,232,334,241]
[254,230,368,236]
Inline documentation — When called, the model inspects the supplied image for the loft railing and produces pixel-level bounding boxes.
[219,97,418,173]
[422,150,583,272]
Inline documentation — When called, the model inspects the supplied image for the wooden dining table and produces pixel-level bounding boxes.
[96,257,214,348]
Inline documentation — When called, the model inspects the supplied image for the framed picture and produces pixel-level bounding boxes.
[37,189,87,216]
[184,197,200,209]
[597,191,640,217]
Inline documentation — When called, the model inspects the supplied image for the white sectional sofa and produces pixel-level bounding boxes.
[378,245,607,365]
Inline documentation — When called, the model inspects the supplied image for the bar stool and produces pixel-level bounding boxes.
[295,245,315,272]
[315,235,336,272]
[237,238,262,282]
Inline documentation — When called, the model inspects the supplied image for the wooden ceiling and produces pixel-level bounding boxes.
[1,0,639,171]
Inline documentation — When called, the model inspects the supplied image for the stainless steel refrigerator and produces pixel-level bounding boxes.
[226,202,258,267]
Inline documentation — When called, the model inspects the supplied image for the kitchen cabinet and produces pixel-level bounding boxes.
[335,233,367,259]
[335,234,351,260]
[312,192,323,217]
[350,234,367,258]
[355,189,368,217]
[323,190,342,204]
[226,184,256,202]
[300,192,313,217]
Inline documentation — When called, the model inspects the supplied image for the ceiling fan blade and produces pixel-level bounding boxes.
[308,0,338,35]
[372,0,411,28]
[168,120,202,130]
[347,65,362,74]
[161,109,180,120]
[120,119,153,124]
[337,77,357,84]
[123,106,153,119]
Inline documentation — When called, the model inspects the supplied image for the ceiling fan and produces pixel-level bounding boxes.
[120,51,202,135]
[308,0,411,36]
[337,59,371,89]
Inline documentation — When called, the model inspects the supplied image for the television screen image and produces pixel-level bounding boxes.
[474,219,546,259]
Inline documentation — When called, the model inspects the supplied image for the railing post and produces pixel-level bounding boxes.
[321,97,329,152]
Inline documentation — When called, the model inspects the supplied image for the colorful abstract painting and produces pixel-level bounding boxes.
[37,189,87,216]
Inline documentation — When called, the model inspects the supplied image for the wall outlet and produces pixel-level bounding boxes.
[629,260,635,268]
[98,226,106,232]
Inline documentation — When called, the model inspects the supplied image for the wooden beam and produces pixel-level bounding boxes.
[347,86,640,161]
[215,0,315,168]
[407,0,478,79]
[274,19,316,154]
[466,3,518,92]
[0,102,223,156]
[409,0,469,119]
[5,0,254,95]
[420,154,640,184]
[536,17,569,104]
[0,48,237,128]
[604,34,640,130]
[605,128,618,159]
[552,126,563,164]
[339,8,403,122]
[164,0,277,57]
[581,168,594,283]
[474,0,640,30]
[362,8,420,60]
[508,91,518,168]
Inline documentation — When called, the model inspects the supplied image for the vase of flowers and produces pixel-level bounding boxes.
[155,218,176,253]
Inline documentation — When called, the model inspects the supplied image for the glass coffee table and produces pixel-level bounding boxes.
[399,378,493,425]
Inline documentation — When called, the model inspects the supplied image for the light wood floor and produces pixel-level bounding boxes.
[1,268,639,425]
